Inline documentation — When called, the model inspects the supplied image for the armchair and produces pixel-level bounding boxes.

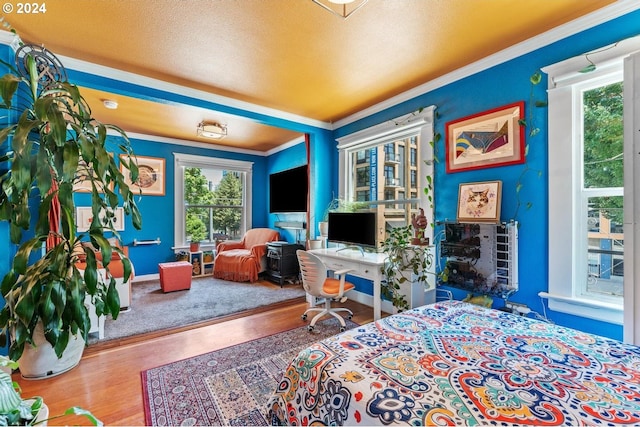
[213,228,280,282]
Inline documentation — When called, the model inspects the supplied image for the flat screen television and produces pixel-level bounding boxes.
[327,212,377,248]
[269,165,308,213]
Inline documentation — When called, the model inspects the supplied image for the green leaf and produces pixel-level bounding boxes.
[0,73,20,108]
[579,64,596,73]
[63,407,104,426]
[62,141,80,182]
[530,71,542,85]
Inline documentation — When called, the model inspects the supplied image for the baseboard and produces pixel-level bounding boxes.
[348,290,395,315]
[133,273,160,283]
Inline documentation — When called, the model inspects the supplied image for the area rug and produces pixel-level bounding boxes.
[141,318,358,426]
[89,277,306,344]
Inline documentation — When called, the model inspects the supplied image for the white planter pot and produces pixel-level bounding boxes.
[318,221,329,237]
[308,239,323,250]
[18,322,85,380]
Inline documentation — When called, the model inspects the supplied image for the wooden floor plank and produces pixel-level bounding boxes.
[12,299,376,426]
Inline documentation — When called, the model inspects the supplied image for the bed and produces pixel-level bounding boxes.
[267,300,640,425]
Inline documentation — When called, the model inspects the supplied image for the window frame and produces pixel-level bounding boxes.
[174,153,253,249]
[336,106,435,243]
[543,37,640,325]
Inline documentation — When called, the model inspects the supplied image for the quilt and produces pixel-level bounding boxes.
[267,300,640,425]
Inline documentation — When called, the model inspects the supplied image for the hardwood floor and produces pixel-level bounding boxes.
[12,299,377,426]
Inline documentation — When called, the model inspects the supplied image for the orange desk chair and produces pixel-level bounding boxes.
[296,250,355,332]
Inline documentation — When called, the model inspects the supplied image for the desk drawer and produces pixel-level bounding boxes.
[324,258,378,281]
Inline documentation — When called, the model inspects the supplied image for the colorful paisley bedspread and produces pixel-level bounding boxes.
[267,301,640,426]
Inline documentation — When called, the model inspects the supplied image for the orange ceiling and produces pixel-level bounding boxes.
[2,0,620,151]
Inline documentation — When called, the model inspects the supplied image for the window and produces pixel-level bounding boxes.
[336,107,435,247]
[544,37,640,326]
[174,153,253,248]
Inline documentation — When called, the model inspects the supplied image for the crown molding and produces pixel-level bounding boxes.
[333,1,640,129]
[1,2,637,134]
[0,29,332,132]
[58,55,332,131]
[120,131,269,157]
[266,136,306,156]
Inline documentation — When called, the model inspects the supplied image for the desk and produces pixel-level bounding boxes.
[309,248,387,320]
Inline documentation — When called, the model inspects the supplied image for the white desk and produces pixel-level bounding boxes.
[309,248,387,320]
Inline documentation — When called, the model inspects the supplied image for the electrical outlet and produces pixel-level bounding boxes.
[506,301,531,315]
[506,301,527,310]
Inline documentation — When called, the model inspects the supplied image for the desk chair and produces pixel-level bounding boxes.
[296,250,355,332]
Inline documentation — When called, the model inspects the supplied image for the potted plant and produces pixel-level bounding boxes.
[0,356,101,426]
[319,198,370,237]
[0,38,142,377]
[380,224,434,312]
[186,213,207,252]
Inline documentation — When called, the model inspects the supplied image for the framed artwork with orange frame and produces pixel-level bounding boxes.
[119,155,165,196]
[445,102,525,173]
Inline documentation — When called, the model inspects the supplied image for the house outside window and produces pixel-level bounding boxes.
[174,153,253,248]
[336,107,435,247]
[544,38,640,328]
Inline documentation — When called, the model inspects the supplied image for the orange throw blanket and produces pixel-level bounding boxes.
[213,228,279,282]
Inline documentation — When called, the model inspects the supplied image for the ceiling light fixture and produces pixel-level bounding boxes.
[197,121,227,139]
[102,99,118,110]
[311,0,368,19]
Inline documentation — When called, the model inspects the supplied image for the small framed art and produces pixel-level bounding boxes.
[76,206,125,232]
[446,102,525,173]
[457,180,502,223]
[120,155,165,196]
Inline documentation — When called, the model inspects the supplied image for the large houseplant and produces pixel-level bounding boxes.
[380,224,434,311]
[0,39,142,368]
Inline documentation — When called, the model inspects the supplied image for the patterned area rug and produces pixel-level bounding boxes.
[141,318,358,426]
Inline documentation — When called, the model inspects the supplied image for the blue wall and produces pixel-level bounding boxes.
[72,135,273,275]
[1,8,639,342]
[334,9,640,340]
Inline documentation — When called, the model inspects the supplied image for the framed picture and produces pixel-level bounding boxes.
[446,102,525,173]
[120,155,165,196]
[457,180,502,223]
[76,206,125,232]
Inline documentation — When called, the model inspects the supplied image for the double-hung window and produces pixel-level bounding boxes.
[544,36,640,328]
[336,107,435,246]
[174,153,253,248]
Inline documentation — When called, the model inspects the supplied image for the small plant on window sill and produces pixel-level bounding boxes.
[380,225,434,312]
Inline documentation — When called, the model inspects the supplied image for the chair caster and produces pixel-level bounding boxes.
[307,325,315,332]
[302,314,307,321]
[347,314,353,320]
[340,327,346,332]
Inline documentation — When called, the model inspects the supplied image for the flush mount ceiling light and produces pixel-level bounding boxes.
[312,0,368,19]
[197,121,227,139]
[102,99,118,110]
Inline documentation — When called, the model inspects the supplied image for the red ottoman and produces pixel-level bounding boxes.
[158,261,192,292]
